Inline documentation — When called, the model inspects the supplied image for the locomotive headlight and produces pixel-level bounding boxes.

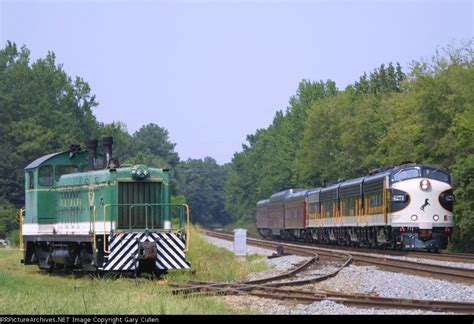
[131,165,150,179]
[411,214,418,221]
[433,215,439,221]
[420,179,431,191]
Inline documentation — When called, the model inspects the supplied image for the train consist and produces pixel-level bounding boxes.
[21,137,190,275]
[256,164,455,251]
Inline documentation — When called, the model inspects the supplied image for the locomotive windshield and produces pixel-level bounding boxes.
[392,167,420,182]
[391,166,450,184]
[422,166,450,184]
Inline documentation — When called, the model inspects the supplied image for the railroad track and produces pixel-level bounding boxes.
[171,281,474,314]
[296,242,474,264]
[430,251,474,263]
[203,229,474,284]
[304,243,474,264]
[171,233,474,314]
[229,229,474,264]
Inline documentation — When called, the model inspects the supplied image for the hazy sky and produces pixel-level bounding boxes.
[1,0,472,164]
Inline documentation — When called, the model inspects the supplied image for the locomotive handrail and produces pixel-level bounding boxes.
[91,205,97,252]
[184,203,190,251]
[103,204,111,253]
[129,205,147,230]
[19,208,25,251]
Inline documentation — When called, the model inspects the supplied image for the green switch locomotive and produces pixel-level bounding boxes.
[21,137,190,275]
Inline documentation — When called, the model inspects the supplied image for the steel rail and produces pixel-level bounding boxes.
[171,252,350,294]
[203,229,474,283]
[170,281,474,314]
[249,230,474,264]
[178,229,474,313]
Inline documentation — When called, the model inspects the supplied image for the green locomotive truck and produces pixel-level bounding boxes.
[21,137,190,275]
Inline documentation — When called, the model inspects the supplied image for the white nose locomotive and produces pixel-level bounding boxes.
[256,163,455,252]
[389,164,454,251]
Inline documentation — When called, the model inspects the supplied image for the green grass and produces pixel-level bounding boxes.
[0,228,264,314]
[165,226,269,282]
[245,254,270,273]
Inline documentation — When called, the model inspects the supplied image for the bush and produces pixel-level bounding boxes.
[7,230,19,247]
[0,198,18,238]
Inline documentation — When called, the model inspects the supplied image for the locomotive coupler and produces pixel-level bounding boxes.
[138,241,158,260]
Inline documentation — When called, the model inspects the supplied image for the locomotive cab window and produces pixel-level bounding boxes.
[38,165,53,186]
[55,165,79,181]
[392,168,420,182]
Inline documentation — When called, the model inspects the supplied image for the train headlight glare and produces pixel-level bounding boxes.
[433,215,439,221]
[411,214,418,221]
[420,179,431,191]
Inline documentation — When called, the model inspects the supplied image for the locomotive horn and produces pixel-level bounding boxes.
[86,139,98,171]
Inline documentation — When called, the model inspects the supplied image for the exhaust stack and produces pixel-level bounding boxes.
[102,136,118,169]
[86,139,98,171]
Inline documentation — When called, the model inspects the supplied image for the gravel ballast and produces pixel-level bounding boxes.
[307,265,474,302]
[378,255,474,270]
[203,234,474,314]
[218,295,451,315]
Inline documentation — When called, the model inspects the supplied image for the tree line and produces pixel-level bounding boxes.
[224,41,474,251]
[1,40,473,251]
[0,41,228,243]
